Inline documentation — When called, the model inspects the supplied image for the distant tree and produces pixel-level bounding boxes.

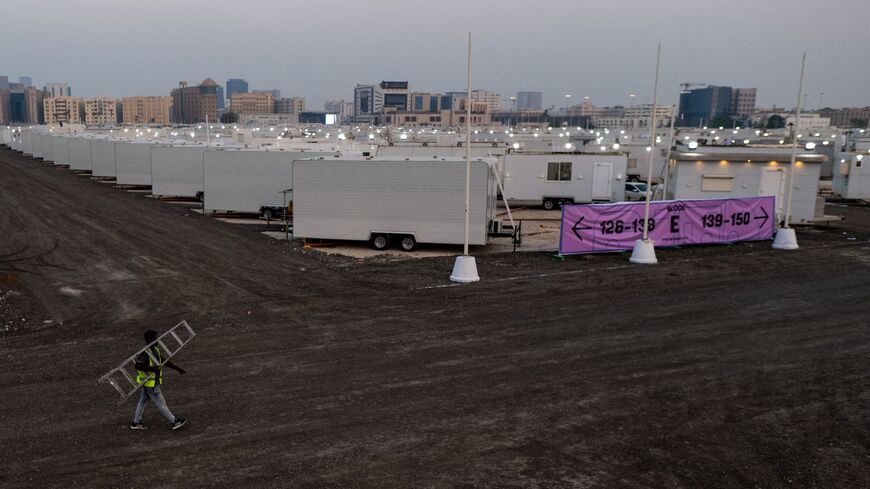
[709,114,733,129]
[766,115,785,129]
[220,111,239,124]
[851,117,869,128]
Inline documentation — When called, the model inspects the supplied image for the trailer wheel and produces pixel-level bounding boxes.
[371,234,389,250]
[543,199,556,210]
[399,235,416,252]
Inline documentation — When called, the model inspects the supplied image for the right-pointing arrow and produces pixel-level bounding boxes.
[754,206,769,228]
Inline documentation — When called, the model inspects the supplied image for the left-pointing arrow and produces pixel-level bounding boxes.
[572,216,592,241]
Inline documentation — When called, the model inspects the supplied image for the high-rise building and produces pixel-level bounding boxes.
[678,84,756,127]
[354,84,378,123]
[19,76,32,87]
[44,82,71,97]
[25,87,43,124]
[121,96,172,125]
[324,98,344,114]
[8,91,27,123]
[354,81,409,122]
[324,98,352,122]
[730,88,757,119]
[84,97,118,125]
[216,86,225,111]
[379,81,409,112]
[44,96,82,124]
[516,91,543,111]
[0,76,8,90]
[226,79,248,98]
[275,96,305,114]
[0,90,8,124]
[171,79,218,123]
[678,85,732,127]
[229,92,274,114]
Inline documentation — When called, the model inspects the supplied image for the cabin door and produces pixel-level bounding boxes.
[592,163,612,200]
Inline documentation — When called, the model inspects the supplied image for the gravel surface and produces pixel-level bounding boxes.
[2,146,870,488]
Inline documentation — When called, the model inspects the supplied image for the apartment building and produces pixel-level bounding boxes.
[275,96,305,114]
[44,96,82,124]
[84,97,118,125]
[818,107,870,128]
[44,82,71,97]
[446,89,501,112]
[171,78,218,123]
[229,92,274,114]
[121,96,172,125]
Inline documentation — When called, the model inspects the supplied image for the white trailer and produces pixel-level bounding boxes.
[69,136,96,171]
[52,135,71,166]
[832,153,870,199]
[43,134,57,163]
[91,140,118,178]
[150,145,208,198]
[203,148,337,213]
[668,148,825,225]
[292,157,493,251]
[501,153,628,209]
[32,133,45,159]
[20,132,33,155]
[115,141,154,186]
[376,145,507,158]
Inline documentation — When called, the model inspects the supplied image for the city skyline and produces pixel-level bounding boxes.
[4,0,869,110]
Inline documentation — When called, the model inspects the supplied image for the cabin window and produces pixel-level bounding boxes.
[701,175,733,192]
[547,162,572,181]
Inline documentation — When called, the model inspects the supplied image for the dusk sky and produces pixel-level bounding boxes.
[6,0,868,110]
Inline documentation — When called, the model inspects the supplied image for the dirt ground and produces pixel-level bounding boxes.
[2,145,870,488]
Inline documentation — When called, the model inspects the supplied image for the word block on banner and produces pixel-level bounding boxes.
[559,196,775,255]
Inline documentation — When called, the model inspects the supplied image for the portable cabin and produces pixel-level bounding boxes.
[668,147,825,224]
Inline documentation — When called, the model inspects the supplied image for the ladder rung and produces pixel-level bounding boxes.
[145,348,160,365]
[119,367,137,387]
[158,340,173,357]
[169,330,184,346]
[107,378,126,397]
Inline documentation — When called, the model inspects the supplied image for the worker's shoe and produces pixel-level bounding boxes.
[129,422,146,430]
[171,417,187,431]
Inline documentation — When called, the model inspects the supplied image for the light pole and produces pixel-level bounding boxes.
[772,52,807,250]
[450,32,480,283]
[583,96,590,130]
[629,43,662,265]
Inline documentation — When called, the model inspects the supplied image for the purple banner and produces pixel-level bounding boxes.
[559,196,775,255]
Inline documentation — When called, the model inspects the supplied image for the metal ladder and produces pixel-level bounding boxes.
[97,320,196,407]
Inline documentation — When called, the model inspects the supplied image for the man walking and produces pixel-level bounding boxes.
[130,330,188,431]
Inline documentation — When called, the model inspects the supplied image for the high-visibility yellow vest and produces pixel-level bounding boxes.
[136,346,163,388]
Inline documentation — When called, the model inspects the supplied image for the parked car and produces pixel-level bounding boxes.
[625,182,648,201]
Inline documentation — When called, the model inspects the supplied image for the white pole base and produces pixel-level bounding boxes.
[629,239,658,264]
[450,255,480,283]
[772,227,799,250]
